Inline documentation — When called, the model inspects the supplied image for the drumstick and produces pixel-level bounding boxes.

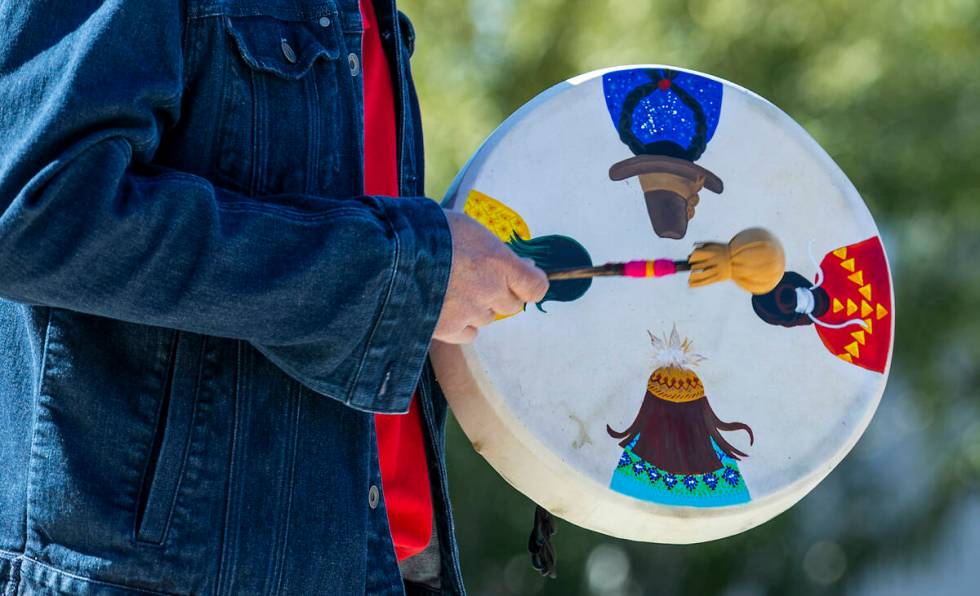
[546,228,786,295]
[547,260,689,280]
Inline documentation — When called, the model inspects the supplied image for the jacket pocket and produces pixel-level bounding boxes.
[214,5,350,196]
[135,331,205,546]
[225,14,341,79]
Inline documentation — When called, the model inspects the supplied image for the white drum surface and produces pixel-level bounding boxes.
[433,65,894,543]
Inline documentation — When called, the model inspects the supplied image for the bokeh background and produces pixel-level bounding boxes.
[396,0,980,594]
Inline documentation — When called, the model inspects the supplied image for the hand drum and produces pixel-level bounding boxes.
[432,66,894,543]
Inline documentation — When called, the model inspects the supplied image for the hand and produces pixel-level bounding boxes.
[433,210,549,344]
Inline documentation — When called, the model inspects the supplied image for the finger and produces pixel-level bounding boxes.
[508,258,549,304]
[436,324,478,344]
[472,307,497,328]
[687,248,711,265]
[491,291,524,317]
[688,269,719,287]
[456,325,479,344]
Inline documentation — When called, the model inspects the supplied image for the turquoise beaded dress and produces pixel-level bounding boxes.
[610,435,751,507]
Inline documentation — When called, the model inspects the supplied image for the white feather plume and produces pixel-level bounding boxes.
[647,324,706,369]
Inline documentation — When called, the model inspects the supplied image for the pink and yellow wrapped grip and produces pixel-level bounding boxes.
[622,259,678,278]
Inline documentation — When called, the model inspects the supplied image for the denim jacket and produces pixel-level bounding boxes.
[0,0,465,594]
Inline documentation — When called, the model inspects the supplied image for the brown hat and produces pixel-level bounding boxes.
[609,155,724,240]
[609,155,724,193]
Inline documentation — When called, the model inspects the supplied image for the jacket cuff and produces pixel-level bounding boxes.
[346,196,452,413]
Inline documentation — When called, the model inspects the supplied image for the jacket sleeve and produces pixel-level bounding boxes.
[0,1,452,414]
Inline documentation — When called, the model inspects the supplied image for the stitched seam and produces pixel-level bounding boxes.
[133,330,181,546]
[213,16,235,192]
[19,557,178,596]
[214,340,244,595]
[305,69,320,195]
[249,68,262,194]
[344,204,401,408]
[215,202,370,223]
[269,383,300,595]
[22,306,53,560]
[419,374,466,592]
[158,334,208,545]
[187,3,339,21]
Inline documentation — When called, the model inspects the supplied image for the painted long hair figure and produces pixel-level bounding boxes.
[608,326,754,506]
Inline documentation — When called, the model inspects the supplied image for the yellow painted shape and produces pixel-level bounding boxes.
[841,258,856,272]
[833,247,848,260]
[464,189,531,243]
[832,298,844,313]
[846,298,858,316]
[859,284,872,301]
[861,300,873,317]
[844,341,861,358]
[837,353,853,363]
[848,270,865,285]
[851,330,866,345]
[876,303,889,320]
[864,318,873,334]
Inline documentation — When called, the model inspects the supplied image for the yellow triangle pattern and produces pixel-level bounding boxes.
[861,301,873,317]
[848,271,865,285]
[876,304,888,320]
[841,258,856,272]
[846,299,857,316]
[837,353,853,363]
[844,342,861,358]
[851,330,866,345]
[864,318,873,334]
[833,298,844,313]
[833,247,848,260]
[859,284,872,301]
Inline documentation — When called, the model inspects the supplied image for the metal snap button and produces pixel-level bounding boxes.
[348,52,360,76]
[368,484,380,509]
[318,16,331,28]
[280,39,297,64]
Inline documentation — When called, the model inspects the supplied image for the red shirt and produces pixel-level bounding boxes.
[360,0,434,561]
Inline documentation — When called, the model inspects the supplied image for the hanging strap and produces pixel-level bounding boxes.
[527,505,558,579]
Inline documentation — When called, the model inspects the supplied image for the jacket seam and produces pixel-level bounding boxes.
[22,305,52,560]
[344,201,401,409]
[214,202,371,223]
[132,330,181,547]
[269,381,300,595]
[18,557,179,596]
[214,339,245,596]
[419,370,466,593]
[187,2,339,21]
[157,334,209,546]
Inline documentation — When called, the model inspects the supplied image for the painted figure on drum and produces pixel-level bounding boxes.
[463,189,593,312]
[603,68,725,240]
[751,236,892,374]
[607,326,754,507]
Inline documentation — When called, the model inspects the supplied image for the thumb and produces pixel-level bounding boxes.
[508,257,549,304]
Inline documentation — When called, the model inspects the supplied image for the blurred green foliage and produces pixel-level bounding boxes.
[398,0,980,593]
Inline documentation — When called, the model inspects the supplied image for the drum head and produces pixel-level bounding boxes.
[433,66,894,543]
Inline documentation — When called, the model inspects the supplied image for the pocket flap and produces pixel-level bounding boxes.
[225,14,339,80]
